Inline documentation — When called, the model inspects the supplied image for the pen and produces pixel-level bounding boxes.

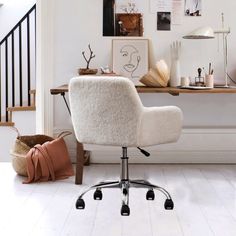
[209,63,212,75]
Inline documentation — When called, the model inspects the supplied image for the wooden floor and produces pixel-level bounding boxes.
[1,163,236,236]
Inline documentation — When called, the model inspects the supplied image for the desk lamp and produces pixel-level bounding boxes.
[183,13,231,88]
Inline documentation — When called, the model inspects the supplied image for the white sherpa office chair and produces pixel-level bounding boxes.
[69,76,182,216]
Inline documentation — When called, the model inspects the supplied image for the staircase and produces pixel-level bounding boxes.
[0,4,36,127]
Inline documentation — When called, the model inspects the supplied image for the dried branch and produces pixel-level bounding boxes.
[120,3,138,13]
[82,44,96,69]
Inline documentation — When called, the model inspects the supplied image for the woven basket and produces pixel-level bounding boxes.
[11,134,54,176]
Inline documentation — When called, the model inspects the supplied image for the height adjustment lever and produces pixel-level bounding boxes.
[137,147,150,157]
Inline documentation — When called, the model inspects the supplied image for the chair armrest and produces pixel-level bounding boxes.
[138,106,183,147]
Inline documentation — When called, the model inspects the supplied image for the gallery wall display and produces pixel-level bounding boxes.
[184,0,202,16]
[103,0,143,36]
[112,39,149,84]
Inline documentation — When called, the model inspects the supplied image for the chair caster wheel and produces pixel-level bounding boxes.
[76,198,85,209]
[121,205,130,216]
[146,189,155,200]
[93,189,103,200]
[164,199,174,210]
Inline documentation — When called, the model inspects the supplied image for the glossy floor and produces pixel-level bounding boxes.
[0,163,236,236]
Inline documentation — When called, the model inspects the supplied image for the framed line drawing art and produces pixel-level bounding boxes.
[112,39,149,84]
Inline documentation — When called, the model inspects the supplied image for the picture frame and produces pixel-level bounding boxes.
[115,13,143,36]
[112,39,149,84]
[184,0,202,16]
[103,0,143,37]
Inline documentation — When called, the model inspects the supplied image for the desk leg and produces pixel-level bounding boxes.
[75,142,84,185]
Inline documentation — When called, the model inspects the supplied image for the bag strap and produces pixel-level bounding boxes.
[57,131,72,139]
[23,148,35,184]
[34,144,56,181]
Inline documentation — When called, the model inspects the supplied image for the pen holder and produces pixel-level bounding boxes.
[205,74,214,88]
[181,77,190,87]
[195,76,204,86]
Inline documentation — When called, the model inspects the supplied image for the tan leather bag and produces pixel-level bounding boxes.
[23,131,74,184]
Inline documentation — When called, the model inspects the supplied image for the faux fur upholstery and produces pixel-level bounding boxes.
[69,76,182,147]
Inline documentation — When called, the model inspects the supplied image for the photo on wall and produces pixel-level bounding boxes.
[157,12,171,31]
[185,0,202,16]
[112,39,149,84]
[103,0,143,36]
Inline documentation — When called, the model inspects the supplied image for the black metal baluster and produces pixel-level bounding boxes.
[5,39,8,122]
[12,33,15,107]
[27,15,31,106]
[34,8,36,79]
[34,7,36,56]
[19,24,23,106]
[0,46,2,122]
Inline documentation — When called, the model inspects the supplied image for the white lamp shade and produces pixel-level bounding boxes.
[183,27,215,39]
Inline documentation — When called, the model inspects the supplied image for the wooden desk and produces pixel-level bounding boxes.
[51,84,236,184]
[51,84,236,96]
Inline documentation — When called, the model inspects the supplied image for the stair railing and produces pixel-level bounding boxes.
[0,4,36,123]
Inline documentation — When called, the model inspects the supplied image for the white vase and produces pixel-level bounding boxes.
[170,59,181,87]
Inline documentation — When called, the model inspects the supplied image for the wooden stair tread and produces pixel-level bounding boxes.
[7,106,36,112]
[0,122,15,127]
[29,89,36,94]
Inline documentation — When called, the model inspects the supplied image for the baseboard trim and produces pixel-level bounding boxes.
[54,127,236,164]
[89,150,236,164]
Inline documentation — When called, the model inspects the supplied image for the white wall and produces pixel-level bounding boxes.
[0,0,36,40]
[39,0,236,162]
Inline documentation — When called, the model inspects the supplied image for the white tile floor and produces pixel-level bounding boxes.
[1,163,236,236]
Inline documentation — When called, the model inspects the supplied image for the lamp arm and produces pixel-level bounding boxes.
[214,28,230,34]
[214,28,230,87]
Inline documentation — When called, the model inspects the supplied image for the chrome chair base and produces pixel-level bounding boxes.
[75,148,174,216]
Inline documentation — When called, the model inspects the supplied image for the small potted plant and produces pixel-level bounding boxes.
[79,44,98,75]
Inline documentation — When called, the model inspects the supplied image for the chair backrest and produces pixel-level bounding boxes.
[69,76,143,147]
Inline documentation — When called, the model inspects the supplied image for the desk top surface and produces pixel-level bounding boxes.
[50,84,236,96]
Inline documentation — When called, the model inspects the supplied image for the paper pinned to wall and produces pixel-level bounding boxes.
[150,0,183,25]
[150,0,172,13]
[172,0,183,25]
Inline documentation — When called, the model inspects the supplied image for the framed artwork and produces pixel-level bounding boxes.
[157,12,171,31]
[103,0,143,37]
[115,13,143,36]
[112,39,149,84]
[185,0,202,16]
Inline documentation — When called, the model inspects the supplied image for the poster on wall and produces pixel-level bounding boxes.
[103,0,143,37]
[172,0,183,25]
[184,0,202,16]
[150,0,172,13]
[150,0,183,26]
[112,39,149,85]
[157,12,171,31]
